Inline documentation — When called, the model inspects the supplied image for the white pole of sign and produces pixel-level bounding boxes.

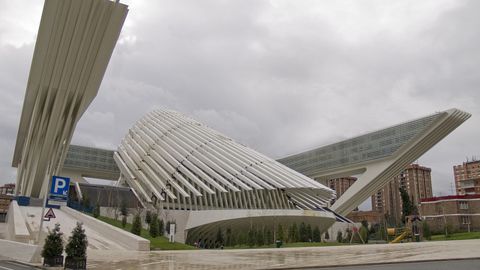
[37,176,55,243]
[31,176,53,263]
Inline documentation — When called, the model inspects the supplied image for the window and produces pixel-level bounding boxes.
[461,216,471,225]
[459,201,469,210]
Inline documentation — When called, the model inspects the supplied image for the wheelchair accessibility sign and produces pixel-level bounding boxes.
[47,176,70,206]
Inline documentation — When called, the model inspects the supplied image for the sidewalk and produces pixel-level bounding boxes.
[85,239,480,269]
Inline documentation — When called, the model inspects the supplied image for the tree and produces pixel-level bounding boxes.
[344,229,352,243]
[422,221,431,240]
[81,196,90,212]
[277,224,284,241]
[149,214,159,237]
[336,231,343,243]
[225,227,233,246]
[121,215,127,228]
[166,221,171,235]
[361,220,369,229]
[236,231,246,246]
[215,228,224,247]
[131,214,142,236]
[247,228,256,247]
[158,218,165,237]
[359,226,368,244]
[288,223,298,243]
[120,200,128,217]
[444,222,453,238]
[312,226,321,242]
[358,221,370,244]
[299,222,307,242]
[265,229,273,245]
[378,222,387,240]
[256,228,264,246]
[93,203,100,218]
[42,223,64,258]
[324,230,330,241]
[399,187,414,224]
[306,224,312,242]
[145,211,152,225]
[65,222,88,259]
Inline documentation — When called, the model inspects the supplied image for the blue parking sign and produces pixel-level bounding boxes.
[50,176,70,196]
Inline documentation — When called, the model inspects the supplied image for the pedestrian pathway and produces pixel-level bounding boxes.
[85,239,480,269]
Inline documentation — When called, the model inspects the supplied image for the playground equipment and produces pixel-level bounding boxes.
[388,215,422,243]
[390,228,411,243]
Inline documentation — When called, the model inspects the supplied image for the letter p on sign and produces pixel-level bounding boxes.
[54,179,66,193]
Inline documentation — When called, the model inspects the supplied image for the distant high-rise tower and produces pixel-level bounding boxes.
[454,159,480,195]
[372,164,433,225]
[327,177,357,203]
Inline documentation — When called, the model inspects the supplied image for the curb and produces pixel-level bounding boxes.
[260,257,480,270]
[0,260,43,269]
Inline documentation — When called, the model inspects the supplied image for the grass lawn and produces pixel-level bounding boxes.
[430,231,480,241]
[95,215,349,250]
[97,216,195,250]
[283,242,346,248]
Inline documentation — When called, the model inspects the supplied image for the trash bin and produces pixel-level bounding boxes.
[275,240,283,248]
[17,196,30,206]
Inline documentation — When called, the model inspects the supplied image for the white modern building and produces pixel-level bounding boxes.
[58,108,470,244]
[114,109,339,243]
[8,0,472,248]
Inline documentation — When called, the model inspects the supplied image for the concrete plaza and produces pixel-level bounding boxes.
[84,239,480,270]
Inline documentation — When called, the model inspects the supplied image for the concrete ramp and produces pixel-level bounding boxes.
[17,205,149,251]
[0,239,37,262]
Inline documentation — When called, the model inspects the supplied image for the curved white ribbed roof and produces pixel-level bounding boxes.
[115,109,335,211]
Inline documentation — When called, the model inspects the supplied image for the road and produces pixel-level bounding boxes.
[302,258,480,270]
[0,260,37,270]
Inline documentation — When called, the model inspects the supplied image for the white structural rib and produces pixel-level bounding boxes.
[115,109,336,210]
[12,0,128,197]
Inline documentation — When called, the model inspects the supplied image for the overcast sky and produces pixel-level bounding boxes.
[1,0,479,204]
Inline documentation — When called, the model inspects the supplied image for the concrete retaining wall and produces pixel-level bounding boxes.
[100,207,139,225]
[62,206,150,251]
[99,207,189,242]
[324,221,361,242]
[6,200,31,243]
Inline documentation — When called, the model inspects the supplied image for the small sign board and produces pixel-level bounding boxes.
[169,224,175,243]
[47,176,70,207]
[44,208,56,221]
[50,176,70,196]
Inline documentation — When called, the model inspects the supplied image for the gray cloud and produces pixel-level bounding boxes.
[1,0,479,207]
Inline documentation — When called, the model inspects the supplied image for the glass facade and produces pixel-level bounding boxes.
[63,145,120,174]
[278,113,442,176]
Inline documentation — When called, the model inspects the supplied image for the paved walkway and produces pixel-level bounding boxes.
[85,239,480,269]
